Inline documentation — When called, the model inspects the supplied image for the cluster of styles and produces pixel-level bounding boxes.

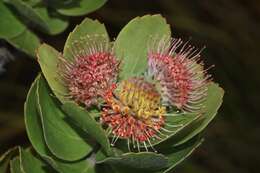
[58,35,211,152]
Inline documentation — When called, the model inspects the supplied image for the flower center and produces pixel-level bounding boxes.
[101,78,166,147]
[116,78,166,121]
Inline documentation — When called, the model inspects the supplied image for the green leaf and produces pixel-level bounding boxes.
[173,82,224,146]
[25,75,95,173]
[162,137,203,173]
[19,148,56,173]
[0,1,40,57]
[43,155,96,173]
[114,14,171,79]
[37,44,69,103]
[63,17,109,60]
[10,157,22,173]
[5,0,48,31]
[7,29,40,57]
[62,102,112,155]
[54,0,107,16]
[24,75,48,156]
[32,6,68,35]
[0,147,19,173]
[97,152,168,171]
[5,0,68,35]
[0,1,25,39]
[96,136,202,173]
[37,75,93,161]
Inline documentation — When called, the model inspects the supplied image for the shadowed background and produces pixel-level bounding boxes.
[1,0,260,172]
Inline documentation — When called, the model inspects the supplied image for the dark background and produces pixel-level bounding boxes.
[1,0,260,172]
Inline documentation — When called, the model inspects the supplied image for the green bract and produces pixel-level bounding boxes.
[0,15,224,173]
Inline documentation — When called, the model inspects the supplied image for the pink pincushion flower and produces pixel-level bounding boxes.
[58,35,120,107]
[147,37,211,112]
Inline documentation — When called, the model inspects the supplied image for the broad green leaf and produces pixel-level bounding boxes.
[5,0,68,35]
[43,154,96,173]
[0,1,40,57]
[97,152,168,171]
[37,44,68,103]
[173,82,224,146]
[0,1,25,39]
[25,75,95,173]
[162,137,203,173]
[114,15,171,79]
[96,136,202,173]
[32,6,68,35]
[37,76,93,161]
[54,0,107,16]
[62,102,112,155]
[7,29,40,57]
[19,148,56,173]
[24,75,48,156]
[34,7,69,35]
[63,17,109,60]
[0,147,18,173]
[5,0,48,31]
[10,157,22,173]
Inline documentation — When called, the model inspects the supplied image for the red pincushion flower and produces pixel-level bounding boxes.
[58,35,120,107]
[147,37,211,112]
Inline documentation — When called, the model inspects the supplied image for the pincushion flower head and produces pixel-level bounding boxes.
[21,15,223,173]
[147,37,212,112]
[57,35,120,107]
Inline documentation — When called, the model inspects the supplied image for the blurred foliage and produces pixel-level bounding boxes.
[0,0,107,56]
[0,0,260,173]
